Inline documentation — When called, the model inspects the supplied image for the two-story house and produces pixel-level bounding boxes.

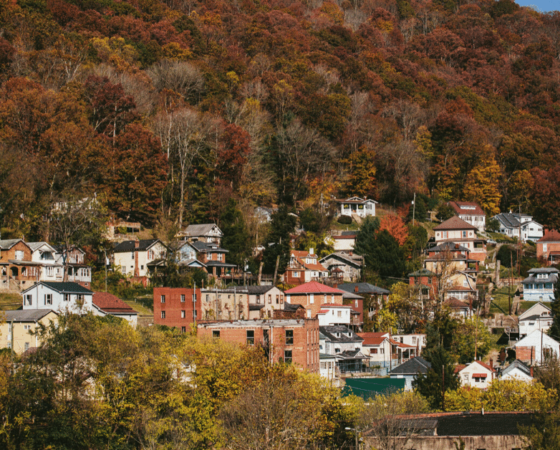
[28,242,63,282]
[190,241,236,278]
[177,223,223,245]
[1,309,59,354]
[320,325,367,373]
[335,197,377,218]
[55,246,92,286]
[518,302,552,337]
[0,239,40,291]
[433,217,487,261]
[113,239,167,279]
[522,268,559,302]
[245,285,285,319]
[515,330,560,365]
[493,212,544,242]
[21,281,94,315]
[285,281,345,319]
[447,201,486,232]
[537,229,560,265]
[283,249,329,285]
[319,252,363,282]
[174,241,207,270]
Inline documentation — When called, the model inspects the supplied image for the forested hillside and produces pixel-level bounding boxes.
[1,0,560,238]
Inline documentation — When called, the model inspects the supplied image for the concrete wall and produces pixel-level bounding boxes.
[365,434,525,450]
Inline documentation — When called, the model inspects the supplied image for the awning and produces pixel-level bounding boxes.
[472,373,487,378]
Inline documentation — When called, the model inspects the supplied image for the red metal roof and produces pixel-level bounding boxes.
[448,201,485,216]
[454,364,466,373]
[320,303,353,308]
[472,373,488,378]
[285,281,344,294]
[93,292,136,314]
[434,216,478,231]
[360,336,388,345]
[538,229,560,243]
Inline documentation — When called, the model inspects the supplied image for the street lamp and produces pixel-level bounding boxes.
[345,427,359,450]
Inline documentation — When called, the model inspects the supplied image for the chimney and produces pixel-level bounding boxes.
[489,358,493,369]
[355,286,359,293]
[530,366,534,377]
[333,283,338,288]
[309,247,314,255]
[134,240,140,248]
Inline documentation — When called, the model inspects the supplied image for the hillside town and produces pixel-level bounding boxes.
[3,197,560,448]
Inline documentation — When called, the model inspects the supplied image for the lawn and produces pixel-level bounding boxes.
[0,293,22,311]
[123,297,153,316]
[490,286,516,315]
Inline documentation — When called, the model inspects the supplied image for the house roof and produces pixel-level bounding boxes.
[389,356,431,375]
[113,239,161,253]
[538,229,560,243]
[444,298,471,309]
[190,241,229,253]
[27,242,56,252]
[338,283,390,295]
[320,252,364,268]
[515,329,560,348]
[245,285,276,295]
[0,239,24,250]
[249,304,265,311]
[434,216,478,231]
[358,332,390,345]
[184,223,223,237]
[502,359,532,377]
[93,292,137,315]
[448,201,485,216]
[408,269,436,278]
[284,303,305,312]
[22,281,93,295]
[336,197,378,204]
[319,325,363,343]
[427,242,470,253]
[519,302,551,321]
[285,281,343,295]
[4,309,59,322]
[455,360,495,373]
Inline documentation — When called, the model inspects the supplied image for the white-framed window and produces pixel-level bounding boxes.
[161,295,165,303]
[293,271,300,277]
[310,294,314,304]
[181,294,185,303]
[64,294,70,302]
[46,266,54,277]
[181,310,186,318]
[24,342,29,351]
[307,310,311,318]
[24,325,31,330]
[24,295,32,306]
[131,252,135,260]
[544,244,548,252]
[355,300,358,307]
[218,253,223,261]
[45,294,52,305]
[15,250,24,260]
[161,311,166,319]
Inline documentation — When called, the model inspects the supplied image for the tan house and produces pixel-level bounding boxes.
[113,239,167,279]
[433,217,487,261]
[177,223,223,245]
[245,285,285,319]
[200,287,249,320]
[1,309,59,354]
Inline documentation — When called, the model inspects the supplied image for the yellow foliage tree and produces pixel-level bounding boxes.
[462,153,502,215]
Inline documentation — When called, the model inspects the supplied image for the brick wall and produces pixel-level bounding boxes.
[538,242,560,263]
[197,319,320,373]
[274,308,307,319]
[287,292,344,318]
[516,346,535,363]
[153,287,202,332]
[285,269,305,286]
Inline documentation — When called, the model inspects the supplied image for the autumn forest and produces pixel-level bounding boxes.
[1,0,560,238]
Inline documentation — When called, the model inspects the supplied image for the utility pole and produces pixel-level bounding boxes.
[273,255,280,287]
[412,193,416,226]
[541,329,544,365]
[442,365,445,412]
[104,249,108,293]
[193,281,197,322]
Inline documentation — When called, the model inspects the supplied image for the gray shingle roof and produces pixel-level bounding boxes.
[320,325,364,343]
[494,213,521,228]
[24,282,93,294]
[501,359,532,377]
[0,239,23,250]
[184,224,222,236]
[4,309,58,322]
[338,283,390,295]
[389,356,431,375]
[27,242,53,252]
[191,241,229,253]
[113,239,161,252]
[245,285,275,295]
[428,242,470,253]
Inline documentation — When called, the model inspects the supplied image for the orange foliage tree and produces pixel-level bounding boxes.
[379,214,408,246]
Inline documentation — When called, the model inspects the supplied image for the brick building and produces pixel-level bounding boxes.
[197,319,320,373]
[0,239,40,291]
[153,287,202,333]
[537,229,560,265]
[283,249,328,286]
[285,281,344,319]
[433,216,487,261]
[200,287,249,320]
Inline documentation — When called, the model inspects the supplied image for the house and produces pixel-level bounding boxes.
[392,334,426,354]
[447,201,486,232]
[174,241,207,270]
[190,241,236,279]
[285,281,344,319]
[28,242,64,282]
[338,282,390,322]
[340,290,364,327]
[245,285,285,319]
[499,359,533,383]
[320,325,367,373]
[21,281,93,315]
[514,329,560,365]
[320,353,339,383]
[283,249,328,285]
[113,239,167,278]
[329,231,357,251]
[55,246,92,286]
[363,412,536,450]
[424,241,480,275]
[105,218,141,241]
[433,217,487,261]
[92,292,138,327]
[518,302,553,337]
[317,304,354,326]
[537,229,560,265]
[319,252,363,282]
[443,297,473,320]
[177,223,223,244]
[335,197,377,218]
[197,319,320,373]
[358,332,393,369]
[200,287,250,320]
[0,309,59,354]
[153,287,201,332]
[521,267,559,302]
[445,272,478,302]
[0,239,41,291]
[493,212,544,242]
[455,360,496,389]
[389,356,431,391]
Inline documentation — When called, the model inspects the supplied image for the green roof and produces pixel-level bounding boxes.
[23,282,93,295]
[342,378,405,399]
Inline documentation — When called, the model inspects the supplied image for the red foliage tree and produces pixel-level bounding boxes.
[216,123,251,189]
[379,214,408,246]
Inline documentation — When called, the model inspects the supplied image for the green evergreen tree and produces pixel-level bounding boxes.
[262,206,297,275]
[220,199,250,267]
[414,346,460,411]
[407,197,427,223]
[548,283,560,340]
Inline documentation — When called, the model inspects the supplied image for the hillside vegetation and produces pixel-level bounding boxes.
[0,0,560,238]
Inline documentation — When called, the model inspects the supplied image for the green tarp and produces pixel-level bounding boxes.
[342,378,406,399]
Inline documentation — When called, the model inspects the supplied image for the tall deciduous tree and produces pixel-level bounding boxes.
[219,198,250,268]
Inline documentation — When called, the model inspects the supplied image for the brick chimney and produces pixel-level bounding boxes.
[134,240,140,277]
[333,283,338,288]
[135,240,140,248]
[355,286,359,293]
[530,366,534,377]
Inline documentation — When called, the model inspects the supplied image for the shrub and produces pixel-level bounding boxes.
[337,215,352,224]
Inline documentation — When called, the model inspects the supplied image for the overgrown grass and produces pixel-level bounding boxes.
[123,297,153,315]
[0,293,22,311]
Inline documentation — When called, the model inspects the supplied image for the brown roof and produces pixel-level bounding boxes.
[538,229,560,243]
[444,297,471,309]
[448,201,485,216]
[448,286,476,292]
[434,216,478,231]
[93,292,137,314]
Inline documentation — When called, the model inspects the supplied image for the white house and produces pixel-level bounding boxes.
[177,223,223,244]
[246,285,285,319]
[317,304,353,326]
[319,325,367,373]
[92,292,138,327]
[22,281,93,315]
[113,239,167,278]
[514,330,560,365]
[522,268,559,302]
[392,334,427,354]
[55,246,92,286]
[28,242,64,282]
[493,212,544,242]
[499,360,533,383]
[335,197,377,218]
[320,353,339,384]
[448,201,486,232]
[329,231,357,251]
[358,332,393,368]
[319,252,363,282]
[389,356,431,391]
[518,302,553,337]
[455,360,496,389]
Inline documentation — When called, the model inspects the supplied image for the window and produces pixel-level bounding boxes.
[372,348,378,354]
[46,266,53,277]
[15,250,24,260]
[24,295,32,306]
[161,311,166,319]
[24,325,31,330]
[284,350,292,363]
[140,265,144,270]
[181,310,186,318]
[256,295,261,304]
[280,296,284,304]
[193,310,197,319]
[337,311,341,317]
[181,327,186,333]
[76,294,84,303]
[355,300,358,307]
[307,310,312,318]
[131,252,135,259]
[247,330,254,345]
[213,330,220,338]
[310,294,314,304]
[64,294,70,302]
[412,337,417,344]
[181,294,185,303]
[148,250,154,260]
[206,294,210,302]
[463,231,466,238]
[276,295,279,304]
[218,253,223,261]
[268,294,272,304]
[45,294,52,305]
[24,342,29,351]
[443,231,448,239]
[286,330,294,345]
[161,295,166,303]
[293,271,300,277]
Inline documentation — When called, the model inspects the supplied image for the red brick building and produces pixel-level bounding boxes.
[408,269,438,299]
[153,287,202,332]
[537,229,560,265]
[197,319,320,373]
[285,281,344,319]
[283,249,329,286]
